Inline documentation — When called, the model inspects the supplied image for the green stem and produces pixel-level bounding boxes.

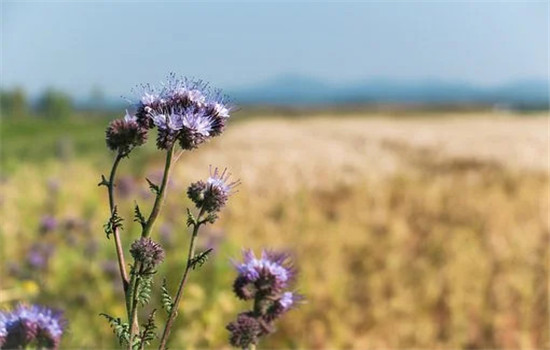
[142,143,176,238]
[127,262,142,350]
[158,209,205,350]
[106,153,130,291]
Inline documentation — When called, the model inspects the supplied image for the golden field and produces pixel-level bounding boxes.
[1,111,548,349]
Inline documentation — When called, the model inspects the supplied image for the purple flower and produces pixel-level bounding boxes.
[187,167,240,214]
[0,304,66,349]
[233,249,294,298]
[227,248,303,347]
[264,291,304,322]
[105,110,148,155]
[129,237,165,271]
[226,312,269,349]
[132,74,233,150]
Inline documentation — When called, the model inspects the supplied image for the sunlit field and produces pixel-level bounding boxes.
[1,111,548,349]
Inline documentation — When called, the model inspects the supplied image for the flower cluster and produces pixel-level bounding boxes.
[187,167,240,215]
[227,250,302,349]
[129,237,165,272]
[134,75,232,150]
[0,304,66,350]
[105,111,148,155]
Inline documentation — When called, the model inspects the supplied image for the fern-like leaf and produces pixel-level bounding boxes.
[186,208,196,227]
[138,309,158,349]
[161,278,174,314]
[189,248,214,270]
[136,275,153,306]
[146,178,160,195]
[133,203,146,228]
[103,206,124,239]
[100,313,130,346]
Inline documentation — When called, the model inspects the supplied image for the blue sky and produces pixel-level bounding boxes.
[2,1,548,98]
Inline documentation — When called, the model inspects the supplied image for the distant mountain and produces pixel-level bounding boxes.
[230,75,549,107]
[69,75,549,110]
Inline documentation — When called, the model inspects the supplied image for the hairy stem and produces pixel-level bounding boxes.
[106,153,130,292]
[142,143,176,238]
[158,209,204,350]
[128,262,142,350]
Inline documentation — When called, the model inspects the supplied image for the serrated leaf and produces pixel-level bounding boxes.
[161,278,174,314]
[186,208,196,227]
[133,203,146,228]
[100,313,130,346]
[98,174,110,187]
[189,248,214,270]
[136,275,153,306]
[104,206,124,239]
[138,309,157,349]
[146,178,160,195]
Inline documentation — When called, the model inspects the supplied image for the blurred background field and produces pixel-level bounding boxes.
[2,2,549,349]
[1,108,548,349]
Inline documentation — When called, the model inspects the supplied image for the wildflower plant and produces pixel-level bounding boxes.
[99,74,233,349]
[98,74,301,349]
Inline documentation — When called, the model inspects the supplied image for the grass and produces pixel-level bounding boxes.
[0,111,548,349]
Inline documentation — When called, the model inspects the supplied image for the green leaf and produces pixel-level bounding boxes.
[146,178,160,195]
[136,274,153,306]
[97,174,110,187]
[189,248,214,270]
[186,208,196,227]
[133,202,146,228]
[161,278,174,314]
[100,313,130,346]
[103,206,124,239]
[138,309,158,349]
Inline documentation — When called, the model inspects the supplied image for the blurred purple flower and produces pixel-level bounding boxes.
[0,304,66,349]
[101,260,119,280]
[227,249,303,348]
[159,223,174,247]
[115,176,136,199]
[46,178,60,194]
[39,215,58,234]
[84,239,99,258]
[27,243,55,270]
[233,249,294,298]
[198,228,225,253]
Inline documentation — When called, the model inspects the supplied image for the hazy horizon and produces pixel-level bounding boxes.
[2,1,548,99]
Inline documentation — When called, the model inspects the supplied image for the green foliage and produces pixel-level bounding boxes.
[201,212,218,225]
[139,310,158,349]
[97,174,110,188]
[186,208,197,227]
[189,248,214,270]
[104,206,124,239]
[1,88,29,119]
[146,178,160,195]
[136,274,154,306]
[134,203,147,228]
[36,88,73,120]
[100,313,130,346]
[161,279,174,314]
